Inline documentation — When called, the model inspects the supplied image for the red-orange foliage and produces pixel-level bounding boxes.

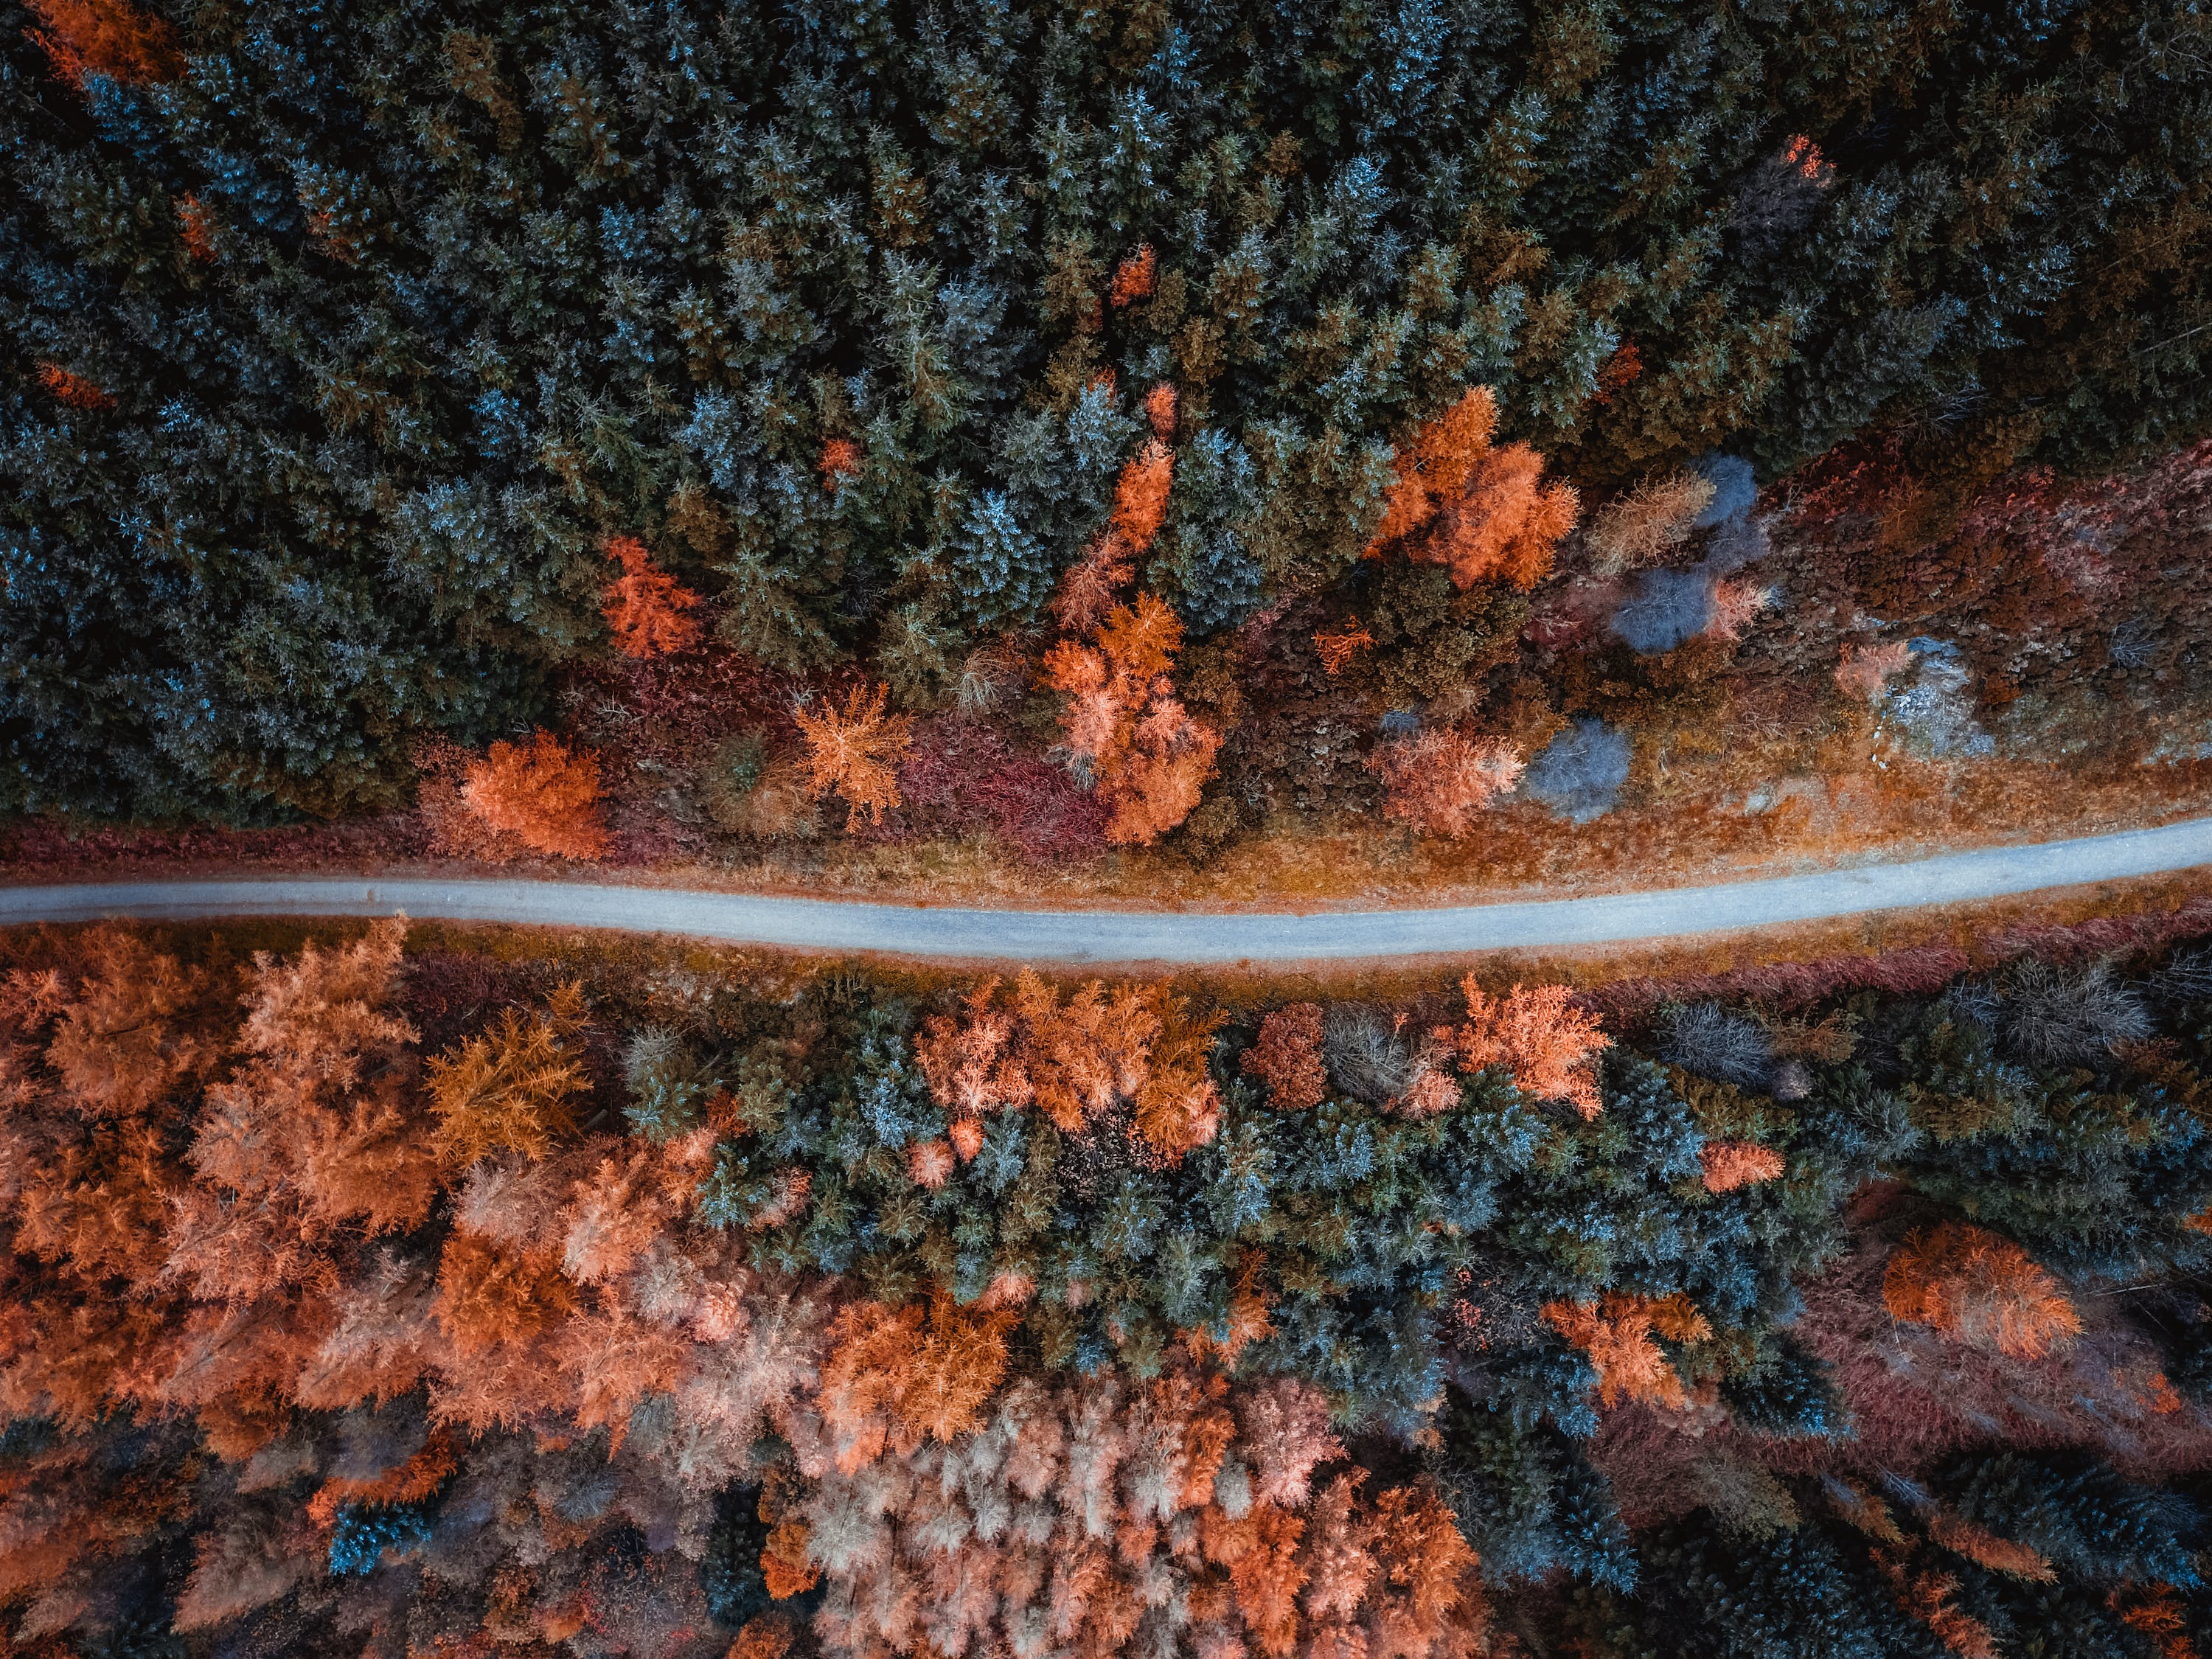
[818,437,863,490]
[1368,729,1523,838]
[601,535,703,658]
[461,729,610,860]
[730,1615,797,1659]
[35,361,114,410]
[1882,1221,2081,1359]
[914,970,1227,1162]
[805,1368,1487,1659]
[1593,340,1644,406]
[1051,535,1135,636]
[1108,244,1156,307]
[1782,132,1834,184]
[1364,386,1579,589]
[167,924,437,1318]
[1110,438,1175,554]
[24,0,181,88]
[1312,620,1374,675]
[1877,1552,2000,1659]
[1835,639,1913,700]
[1043,591,1222,846]
[2116,1585,2202,1659]
[1441,976,1611,1118]
[1924,1507,2056,1581]
[176,193,218,262]
[1183,1250,1276,1366]
[817,1293,1017,1471]
[1241,1004,1328,1111]
[423,981,589,1166]
[1699,1139,1786,1192]
[1542,1293,1709,1409]
[1144,380,1178,438]
[793,682,914,830]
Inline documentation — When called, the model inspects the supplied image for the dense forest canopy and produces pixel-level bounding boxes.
[4,0,2210,822]
[11,922,2212,1654]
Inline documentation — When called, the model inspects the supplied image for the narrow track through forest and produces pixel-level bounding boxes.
[6,816,2210,962]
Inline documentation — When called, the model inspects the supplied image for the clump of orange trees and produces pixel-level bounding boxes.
[1365,387,1579,589]
[1368,728,1525,838]
[914,969,1227,1162]
[7,925,2212,1656]
[1042,415,1224,846]
[1883,1220,2082,1359]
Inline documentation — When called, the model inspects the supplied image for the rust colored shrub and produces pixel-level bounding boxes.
[1108,243,1156,307]
[1366,387,1579,589]
[432,1230,579,1355]
[1593,340,1644,405]
[24,0,181,88]
[818,436,863,490]
[1241,1004,1328,1111]
[1585,470,1716,573]
[1542,1292,1709,1409]
[1420,442,1581,590]
[1037,436,1223,847]
[1442,976,1612,1119]
[1043,592,1222,846]
[600,535,702,658]
[460,730,610,860]
[1882,1221,2081,1360]
[1368,729,1524,838]
[176,193,218,262]
[793,682,914,830]
[1878,1554,2000,1659]
[1144,380,1178,437]
[1704,575,1773,641]
[1311,620,1373,675]
[817,1293,1017,1471]
[1924,1507,2056,1581]
[35,362,114,410]
[1699,1140,1786,1192]
[1110,438,1175,554]
[1051,536,1135,636]
[1835,640,1913,700]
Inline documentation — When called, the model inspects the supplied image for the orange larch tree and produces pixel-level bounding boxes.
[1441,976,1612,1118]
[1043,591,1222,846]
[1699,1140,1787,1192]
[793,681,914,830]
[818,436,863,491]
[1882,1220,2082,1359]
[1108,243,1157,307]
[461,729,609,860]
[1363,386,1579,589]
[914,970,1226,1162]
[35,362,115,410]
[1541,1291,1710,1409]
[1241,1003,1328,1111]
[424,981,591,1166]
[175,193,218,262]
[1368,728,1523,838]
[600,535,702,658]
[24,0,181,89]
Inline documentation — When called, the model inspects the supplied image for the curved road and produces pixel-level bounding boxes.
[3,817,2210,963]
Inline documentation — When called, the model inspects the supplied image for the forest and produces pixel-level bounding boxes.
[11,0,2212,1654]
[9,916,2212,1657]
[3,0,2211,888]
